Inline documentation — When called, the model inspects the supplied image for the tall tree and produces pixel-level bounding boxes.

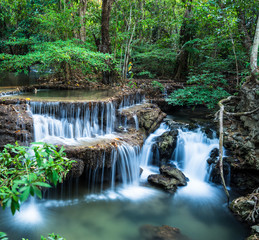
[174,0,194,80]
[250,16,259,81]
[100,0,114,84]
[79,0,88,42]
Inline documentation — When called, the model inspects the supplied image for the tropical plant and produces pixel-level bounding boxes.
[0,142,74,215]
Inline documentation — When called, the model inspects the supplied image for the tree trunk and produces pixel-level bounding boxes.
[174,0,193,81]
[250,16,259,81]
[79,0,87,42]
[100,0,113,54]
[100,0,114,84]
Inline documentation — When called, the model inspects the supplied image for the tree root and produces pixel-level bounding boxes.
[217,96,259,202]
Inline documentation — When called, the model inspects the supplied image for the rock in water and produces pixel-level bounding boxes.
[160,165,188,186]
[147,165,187,192]
[148,174,178,192]
[139,224,190,240]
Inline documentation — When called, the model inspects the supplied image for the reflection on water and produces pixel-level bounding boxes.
[5,89,116,101]
[0,72,39,87]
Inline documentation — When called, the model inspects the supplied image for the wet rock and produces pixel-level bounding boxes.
[210,148,219,159]
[148,166,187,192]
[148,174,178,192]
[208,161,230,185]
[139,224,190,240]
[63,130,144,176]
[120,103,166,136]
[68,159,85,178]
[0,100,33,148]
[229,188,259,224]
[160,165,187,186]
[156,130,178,162]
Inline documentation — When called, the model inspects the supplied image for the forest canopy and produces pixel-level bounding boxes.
[0,0,258,106]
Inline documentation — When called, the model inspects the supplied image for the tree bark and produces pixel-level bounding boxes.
[100,0,113,54]
[100,0,114,84]
[174,0,193,81]
[79,0,87,42]
[250,16,259,81]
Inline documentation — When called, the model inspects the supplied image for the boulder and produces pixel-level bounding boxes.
[68,159,85,178]
[160,165,187,186]
[156,130,178,162]
[208,161,230,185]
[148,166,187,192]
[148,174,178,192]
[139,224,190,240]
[120,103,166,136]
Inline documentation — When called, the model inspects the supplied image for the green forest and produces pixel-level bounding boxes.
[0,0,258,107]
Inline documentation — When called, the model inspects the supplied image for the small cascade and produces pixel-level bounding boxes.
[140,123,169,167]
[119,92,144,109]
[172,128,225,200]
[31,101,116,141]
[29,93,144,143]
[172,128,219,181]
[133,114,139,130]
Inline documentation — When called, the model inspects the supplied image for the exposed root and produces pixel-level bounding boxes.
[217,96,259,202]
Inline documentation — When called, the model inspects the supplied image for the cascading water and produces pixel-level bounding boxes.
[172,128,224,200]
[139,123,169,181]
[29,93,144,144]
[31,101,116,142]
[111,144,140,189]
[173,128,219,181]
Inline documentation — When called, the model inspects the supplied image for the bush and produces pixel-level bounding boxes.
[166,71,230,109]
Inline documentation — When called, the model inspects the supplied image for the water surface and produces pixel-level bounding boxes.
[5,89,116,101]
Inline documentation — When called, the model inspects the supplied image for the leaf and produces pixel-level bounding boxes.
[33,186,42,199]
[33,182,51,188]
[20,187,30,203]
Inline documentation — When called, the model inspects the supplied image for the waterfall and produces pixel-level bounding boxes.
[30,93,144,143]
[133,114,139,130]
[140,123,169,167]
[110,144,140,190]
[172,128,225,200]
[172,128,219,181]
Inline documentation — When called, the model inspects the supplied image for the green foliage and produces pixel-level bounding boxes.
[132,44,177,78]
[0,142,74,215]
[137,71,155,79]
[151,80,164,93]
[0,232,8,240]
[0,40,115,78]
[40,233,66,240]
[167,72,230,109]
[128,80,137,89]
[2,232,65,240]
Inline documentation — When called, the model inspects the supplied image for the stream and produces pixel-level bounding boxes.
[0,89,249,240]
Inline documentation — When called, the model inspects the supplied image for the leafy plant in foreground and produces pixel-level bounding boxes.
[0,143,74,215]
[166,71,230,109]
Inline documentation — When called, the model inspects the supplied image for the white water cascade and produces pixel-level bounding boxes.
[139,123,169,181]
[172,128,224,200]
[29,93,144,144]
[173,128,219,181]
